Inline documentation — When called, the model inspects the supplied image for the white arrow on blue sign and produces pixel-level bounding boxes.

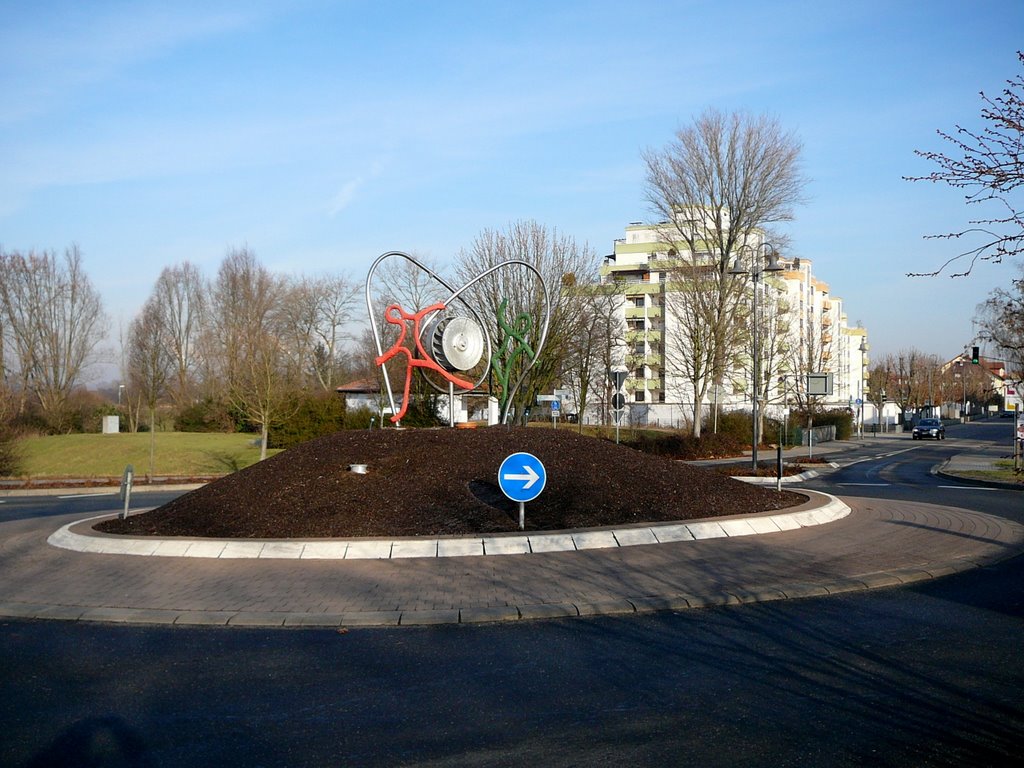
[498,452,547,503]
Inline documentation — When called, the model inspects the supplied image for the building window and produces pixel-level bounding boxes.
[635,390,645,402]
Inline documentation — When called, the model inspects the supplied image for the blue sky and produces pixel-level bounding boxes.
[2,0,1022,377]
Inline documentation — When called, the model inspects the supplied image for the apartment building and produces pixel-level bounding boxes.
[594,216,869,428]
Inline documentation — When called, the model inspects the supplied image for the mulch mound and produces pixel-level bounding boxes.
[95,427,805,539]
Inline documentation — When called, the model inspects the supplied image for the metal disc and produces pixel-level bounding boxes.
[432,316,484,372]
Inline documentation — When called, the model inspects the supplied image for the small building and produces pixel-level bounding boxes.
[335,379,386,413]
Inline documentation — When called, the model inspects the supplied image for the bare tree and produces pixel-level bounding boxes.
[643,109,806,436]
[906,52,1023,277]
[126,298,173,478]
[662,265,733,437]
[454,221,597,423]
[975,263,1024,389]
[148,262,205,409]
[873,349,935,425]
[0,245,107,430]
[738,281,793,444]
[280,273,359,391]
[867,362,892,429]
[373,252,449,312]
[785,307,838,440]
[207,247,291,459]
[561,284,625,430]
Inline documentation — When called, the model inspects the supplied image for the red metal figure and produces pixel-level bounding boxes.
[375,302,475,423]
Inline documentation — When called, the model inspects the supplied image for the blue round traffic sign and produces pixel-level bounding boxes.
[498,452,547,503]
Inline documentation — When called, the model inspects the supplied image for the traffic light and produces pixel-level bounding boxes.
[971,346,980,365]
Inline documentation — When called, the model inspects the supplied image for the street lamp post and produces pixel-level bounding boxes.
[729,242,784,471]
[956,361,967,420]
[859,337,868,439]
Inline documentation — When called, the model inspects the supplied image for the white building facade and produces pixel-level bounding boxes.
[593,217,869,430]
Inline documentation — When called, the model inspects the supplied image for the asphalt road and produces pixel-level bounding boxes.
[1,421,1022,767]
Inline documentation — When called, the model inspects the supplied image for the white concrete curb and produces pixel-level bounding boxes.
[48,491,851,560]
[732,469,820,485]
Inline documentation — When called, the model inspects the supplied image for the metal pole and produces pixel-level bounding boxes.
[776,443,783,493]
[519,501,525,531]
[752,270,760,472]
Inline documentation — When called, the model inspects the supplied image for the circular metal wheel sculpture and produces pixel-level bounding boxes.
[427,315,485,373]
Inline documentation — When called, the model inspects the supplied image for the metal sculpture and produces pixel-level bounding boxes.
[365,251,550,426]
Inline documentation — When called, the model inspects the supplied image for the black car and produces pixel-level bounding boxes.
[912,418,945,440]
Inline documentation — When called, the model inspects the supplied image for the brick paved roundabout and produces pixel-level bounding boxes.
[2,490,1023,628]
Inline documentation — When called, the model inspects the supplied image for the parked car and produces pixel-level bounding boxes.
[912,418,946,440]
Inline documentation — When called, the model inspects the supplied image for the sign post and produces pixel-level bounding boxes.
[609,366,628,444]
[119,464,134,520]
[498,452,547,530]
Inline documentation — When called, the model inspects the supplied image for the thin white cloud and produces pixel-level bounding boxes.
[328,178,362,217]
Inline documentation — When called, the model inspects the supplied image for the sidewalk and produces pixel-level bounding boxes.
[2,490,1022,628]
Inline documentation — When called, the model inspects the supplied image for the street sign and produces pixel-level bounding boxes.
[498,452,547,503]
[609,366,628,390]
[807,373,834,396]
[550,400,560,411]
[612,393,626,410]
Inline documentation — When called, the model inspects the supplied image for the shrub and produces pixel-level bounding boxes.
[711,409,803,447]
[620,430,744,460]
[711,410,755,443]
[397,392,444,428]
[174,399,236,433]
[344,406,376,430]
[268,391,347,449]
[793,408,854,440]
[0,428,21,476]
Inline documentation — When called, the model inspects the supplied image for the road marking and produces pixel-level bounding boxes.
[836,483,891,487]
[58,492,117,499]
[936,485,1000,492]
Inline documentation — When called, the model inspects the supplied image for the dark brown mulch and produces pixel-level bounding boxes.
[95,427,805,539]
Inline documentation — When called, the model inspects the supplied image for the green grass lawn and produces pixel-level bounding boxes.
[9,432,282,478]
[951,460,1024,485]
